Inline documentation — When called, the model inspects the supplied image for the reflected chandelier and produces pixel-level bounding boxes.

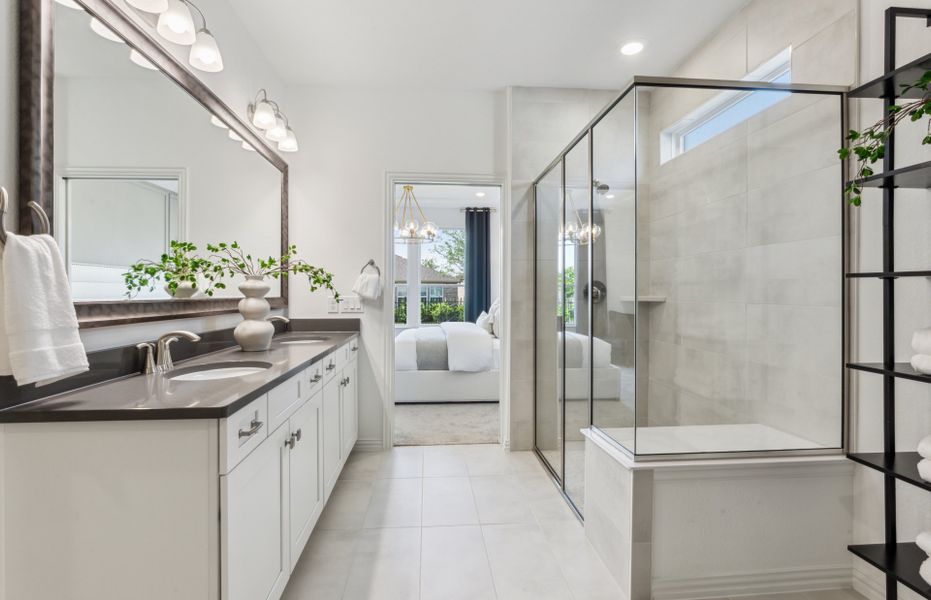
[562,190,601,245]
[394,185,437,244]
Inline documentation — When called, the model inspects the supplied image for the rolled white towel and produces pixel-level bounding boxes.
[913,327,931,355]
[912,354,931,376]
[918,531,931,557]
[920,435,931,459]
[922,558,931,586]
[919,458,931,483]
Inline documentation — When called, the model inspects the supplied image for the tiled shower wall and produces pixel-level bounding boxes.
[638,0,855,446]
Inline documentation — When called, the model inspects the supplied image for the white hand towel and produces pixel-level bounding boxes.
[913,327,931,355]
[352,272,382,301]
[919,458,931,483]
[918,531,931,557]
[912,354,931,376]
[0,233,88,386]
[919,435,931,459]
[922,558,931,586]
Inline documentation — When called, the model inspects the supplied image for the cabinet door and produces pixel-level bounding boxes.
[221,424,290,600]
[341,361,358,456]
[288,394,322,570]
[322,377,342,499]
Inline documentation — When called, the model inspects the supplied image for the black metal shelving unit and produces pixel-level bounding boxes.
[845,8,931,599]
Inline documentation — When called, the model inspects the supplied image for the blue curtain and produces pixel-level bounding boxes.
[464,208,491,322]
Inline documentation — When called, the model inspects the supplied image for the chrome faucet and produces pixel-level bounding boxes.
[155,331,202,372]
[136,342,156,375]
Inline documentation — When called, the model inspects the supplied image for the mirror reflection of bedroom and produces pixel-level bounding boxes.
[392,183,503,446]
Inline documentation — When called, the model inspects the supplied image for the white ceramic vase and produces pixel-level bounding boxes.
[234,275,274,351]
[165,280,197,299]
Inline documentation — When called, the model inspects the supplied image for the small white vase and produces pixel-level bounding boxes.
[165,280,197,299]
[235,275,274,352]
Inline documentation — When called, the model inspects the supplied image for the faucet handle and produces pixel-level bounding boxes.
[136,342,156,375]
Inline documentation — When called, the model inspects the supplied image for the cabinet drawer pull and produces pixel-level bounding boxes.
[326,362,335,372]
[311,374,322,383]
[285,434,296,449]
[295,428,302,442]
[238,418,263,439]
[351,346,358,352]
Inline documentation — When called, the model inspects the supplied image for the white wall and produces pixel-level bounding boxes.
[285,84,503,447]
[0,0,16,230]
[852,2,931,599]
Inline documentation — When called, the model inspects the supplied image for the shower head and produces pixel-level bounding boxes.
[593,179,610,194]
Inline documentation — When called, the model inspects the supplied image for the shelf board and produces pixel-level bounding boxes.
[619,296,666,303]
[847,362,931,383]
[848,452,931,492]
[846,270,931,279]
[849,543,931,598]
[854,160,931,190]
[849,51,931,98]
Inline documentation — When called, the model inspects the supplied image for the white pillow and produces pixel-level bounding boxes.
[487,298,501,324]
[476,311,493,333]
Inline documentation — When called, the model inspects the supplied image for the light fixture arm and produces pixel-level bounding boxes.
[181,0,207,31]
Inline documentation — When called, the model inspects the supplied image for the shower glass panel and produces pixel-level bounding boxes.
[534,78,846,462]
[535,162,564,478]
[563,135,591,511]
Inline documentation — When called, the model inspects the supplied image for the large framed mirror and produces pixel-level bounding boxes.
[18,0,289,327]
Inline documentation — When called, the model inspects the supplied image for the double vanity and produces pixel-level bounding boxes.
[0,331,360,600]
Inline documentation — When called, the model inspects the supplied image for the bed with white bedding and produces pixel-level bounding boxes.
[394,322,623,404]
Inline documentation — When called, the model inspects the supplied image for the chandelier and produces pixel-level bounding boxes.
[561,189,602,245]
[395,185,437,244]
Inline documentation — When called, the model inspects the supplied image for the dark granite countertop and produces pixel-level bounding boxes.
[0,332,359,423]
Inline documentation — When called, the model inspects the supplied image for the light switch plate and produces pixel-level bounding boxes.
[340,295,363,313]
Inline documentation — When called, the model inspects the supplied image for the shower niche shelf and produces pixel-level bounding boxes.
[848,49,931,99]
[848,543,931,598]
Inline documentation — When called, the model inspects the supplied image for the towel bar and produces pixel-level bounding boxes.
[360,258,381,276]
[0,186,51,245]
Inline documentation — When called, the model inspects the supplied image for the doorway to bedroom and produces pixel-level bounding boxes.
[389,180,504,446]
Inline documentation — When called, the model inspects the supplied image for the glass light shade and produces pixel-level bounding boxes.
[209,115,228,129]
[190,29,223,72]
[590,224,602,239]
[156,0,196,45]
[241,142,256,152]
[251,100,276,129]
[90,18,124,43]
[129,49,158,70]
[54,0,83,9]
[126,0,169,12]
[265,117,288,142]
[278,128,299,152]
[228,129,243,142]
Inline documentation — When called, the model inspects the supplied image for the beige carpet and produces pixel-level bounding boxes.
[394,403,500,446]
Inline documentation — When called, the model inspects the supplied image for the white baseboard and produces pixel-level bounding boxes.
[353,438,385,452]
[851,565,884,600]
[652,565,852,600]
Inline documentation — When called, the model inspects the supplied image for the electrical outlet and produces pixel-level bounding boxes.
[327,296,340,314]
[340,295,363,313]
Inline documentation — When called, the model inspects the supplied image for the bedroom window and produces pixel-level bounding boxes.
[659,47,792,164]
[395,228,465,327]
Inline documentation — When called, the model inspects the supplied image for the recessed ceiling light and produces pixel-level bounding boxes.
[606,193,616,199]
[620,41,644,56]
[475,191,486,198]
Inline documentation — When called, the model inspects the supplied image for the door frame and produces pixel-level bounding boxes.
[382,171,510,449]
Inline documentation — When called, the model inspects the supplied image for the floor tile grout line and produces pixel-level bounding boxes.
[469,475,501,600]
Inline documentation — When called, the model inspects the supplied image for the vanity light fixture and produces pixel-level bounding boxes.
[90,17,124,43]
[228,129,244,142]
[248,90,278,129]
[248,90,299,152]
[129,48,158,70]
[265,116,289,143]
[620,41,644,56]
[185,2,223,72]
[241,142,256,152]
[126,0,168,12]
[395,185,437,244]
[53,0,83,9]
[210,115,228,129]
[278,128,299,153]
[156,0,196,45]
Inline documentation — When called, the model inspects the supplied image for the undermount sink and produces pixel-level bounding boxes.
[279,335,331,345]
[167,361,273,381]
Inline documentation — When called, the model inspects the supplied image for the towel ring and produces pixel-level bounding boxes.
[0,186,51,246]
[360,258,381,277]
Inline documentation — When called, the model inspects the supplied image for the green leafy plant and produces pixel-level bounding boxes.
[124,240,213,298]
[839,71,931,206]
[203,241,339,300]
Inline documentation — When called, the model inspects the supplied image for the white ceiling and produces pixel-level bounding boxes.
[229,0,747,90]
[395,184,501,209]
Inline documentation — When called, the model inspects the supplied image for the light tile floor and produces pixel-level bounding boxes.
[282,444,869,600]
[281,444,620,600]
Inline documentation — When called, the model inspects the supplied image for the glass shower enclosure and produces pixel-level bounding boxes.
[533,76,847,515]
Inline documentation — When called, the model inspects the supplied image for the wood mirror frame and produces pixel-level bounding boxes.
[17,0,289,328]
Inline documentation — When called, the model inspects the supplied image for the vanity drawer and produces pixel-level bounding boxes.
[268,373,303,433]
[221,395,269,474]
[304,361,325,397]
[347,339,360,362]
[321,352,340,382]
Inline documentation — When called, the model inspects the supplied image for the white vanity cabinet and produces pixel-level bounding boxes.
[0,336,360,600]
